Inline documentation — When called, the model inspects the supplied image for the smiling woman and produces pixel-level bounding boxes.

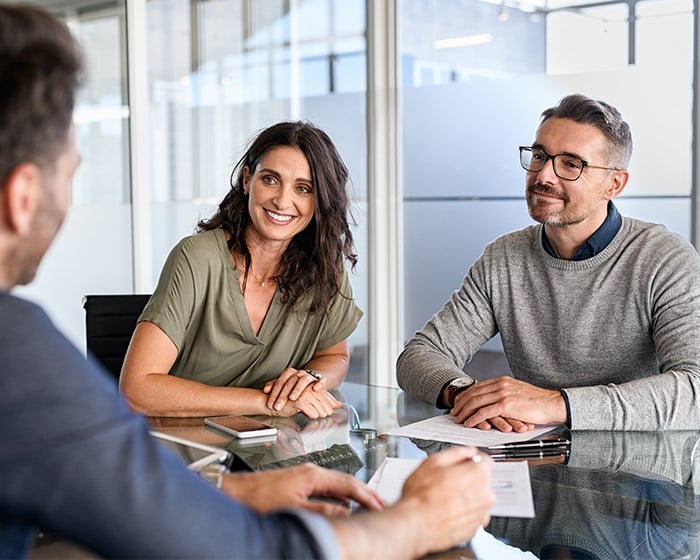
[119,121,363,420]
[239,144,316,283]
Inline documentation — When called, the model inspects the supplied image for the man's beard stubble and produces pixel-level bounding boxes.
[13,189,65,286]
[525,182,582,228]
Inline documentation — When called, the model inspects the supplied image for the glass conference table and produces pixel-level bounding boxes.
[150,382,700,560]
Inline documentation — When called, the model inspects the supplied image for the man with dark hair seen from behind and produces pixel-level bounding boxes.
[0,5,494,559]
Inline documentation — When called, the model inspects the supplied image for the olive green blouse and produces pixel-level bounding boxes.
[139,229,363,389]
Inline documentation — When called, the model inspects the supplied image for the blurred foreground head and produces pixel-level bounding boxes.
[0,5,84,287]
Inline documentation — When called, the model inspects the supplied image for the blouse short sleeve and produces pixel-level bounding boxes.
[316,267,363,351]
[138,233,214,351]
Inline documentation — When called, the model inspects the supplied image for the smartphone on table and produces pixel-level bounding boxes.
[204,415,278,439]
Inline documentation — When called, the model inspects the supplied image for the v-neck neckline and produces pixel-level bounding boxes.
[217,229,278,342]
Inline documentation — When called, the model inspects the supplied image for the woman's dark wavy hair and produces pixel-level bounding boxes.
[197,121,357,314]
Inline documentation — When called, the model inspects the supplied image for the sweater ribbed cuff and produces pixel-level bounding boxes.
[559,389,572,428]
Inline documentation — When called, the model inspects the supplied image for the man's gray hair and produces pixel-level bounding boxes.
[541,93,633,168]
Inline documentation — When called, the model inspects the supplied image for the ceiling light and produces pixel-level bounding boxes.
[434,33,493,49]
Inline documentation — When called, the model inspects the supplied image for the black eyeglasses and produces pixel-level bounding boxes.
[519,146,622,181]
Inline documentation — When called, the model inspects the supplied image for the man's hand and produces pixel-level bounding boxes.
[221,462,385,516]
[400,446,494,545]
[471,416,535,433]
[451,376,567,431]
[332,446,494,559]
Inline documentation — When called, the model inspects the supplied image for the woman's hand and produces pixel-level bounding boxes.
[272,386,341,419]
[264,368,340,417]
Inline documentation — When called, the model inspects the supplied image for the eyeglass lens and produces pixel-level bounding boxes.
[520,148,584,181]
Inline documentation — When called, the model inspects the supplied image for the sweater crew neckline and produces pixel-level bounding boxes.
[536,217,633,271]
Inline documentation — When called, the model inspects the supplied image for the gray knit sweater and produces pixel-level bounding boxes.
[396,217,700,430]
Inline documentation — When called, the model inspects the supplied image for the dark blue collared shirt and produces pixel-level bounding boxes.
[542,201,622,260]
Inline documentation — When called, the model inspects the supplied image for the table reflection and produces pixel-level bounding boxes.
[394,387,700,559]
[150,383,700,559]
[488,431,700,560]
[225,407,364,474]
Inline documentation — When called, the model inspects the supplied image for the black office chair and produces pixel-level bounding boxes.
[83,294,151,379]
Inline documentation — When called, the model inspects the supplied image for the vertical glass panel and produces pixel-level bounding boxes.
[632,0,694,196]
[547,4,629,74]
[637,0,693,67]
[146,0,369,380]
[13,0,133,351]
[399,0,694,341]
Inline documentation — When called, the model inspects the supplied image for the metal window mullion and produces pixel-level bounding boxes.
[693,0,699,248]
[125,0,153,292]
[367,0,402,387]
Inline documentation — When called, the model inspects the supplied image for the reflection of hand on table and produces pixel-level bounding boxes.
[299,414,348,450]
[265,407,351,452]
[265,411,351,460]
[271,423,306,458]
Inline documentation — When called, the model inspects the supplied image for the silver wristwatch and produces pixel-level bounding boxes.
[445,377,475,407]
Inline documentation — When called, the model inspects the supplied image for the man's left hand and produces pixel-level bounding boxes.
[451,376,567,431]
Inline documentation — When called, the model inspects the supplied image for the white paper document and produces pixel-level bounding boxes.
[368,456,535,518]
[387,414,560,447]
[470,527,538,559]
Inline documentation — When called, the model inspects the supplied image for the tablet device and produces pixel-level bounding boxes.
[150,431,232,471]
[204,415,278,439]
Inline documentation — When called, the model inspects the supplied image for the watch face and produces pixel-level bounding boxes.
[450,378,474,390]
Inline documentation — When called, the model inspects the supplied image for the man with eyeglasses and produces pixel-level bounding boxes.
[397,93,700,432]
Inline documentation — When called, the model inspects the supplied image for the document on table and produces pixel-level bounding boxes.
[470,527,538,559]
[387,414,561,447]
[368,457,535,518]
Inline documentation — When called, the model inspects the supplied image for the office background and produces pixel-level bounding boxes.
[9,0,696,387]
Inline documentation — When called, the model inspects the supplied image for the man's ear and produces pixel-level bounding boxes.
[2,163,42,235]
[604,169,629,200]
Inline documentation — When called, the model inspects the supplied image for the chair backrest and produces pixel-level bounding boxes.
[83,294,151,379]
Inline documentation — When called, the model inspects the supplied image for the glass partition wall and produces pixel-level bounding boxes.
[13,0,370,380]
[144,0,369,380]
[7,0,696,386]
[399,0,695,349]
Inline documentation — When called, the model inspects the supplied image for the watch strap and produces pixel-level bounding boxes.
[445,377,475,408]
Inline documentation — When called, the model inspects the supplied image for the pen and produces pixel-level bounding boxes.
[487,437,570,451]
[489,448,570,460]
